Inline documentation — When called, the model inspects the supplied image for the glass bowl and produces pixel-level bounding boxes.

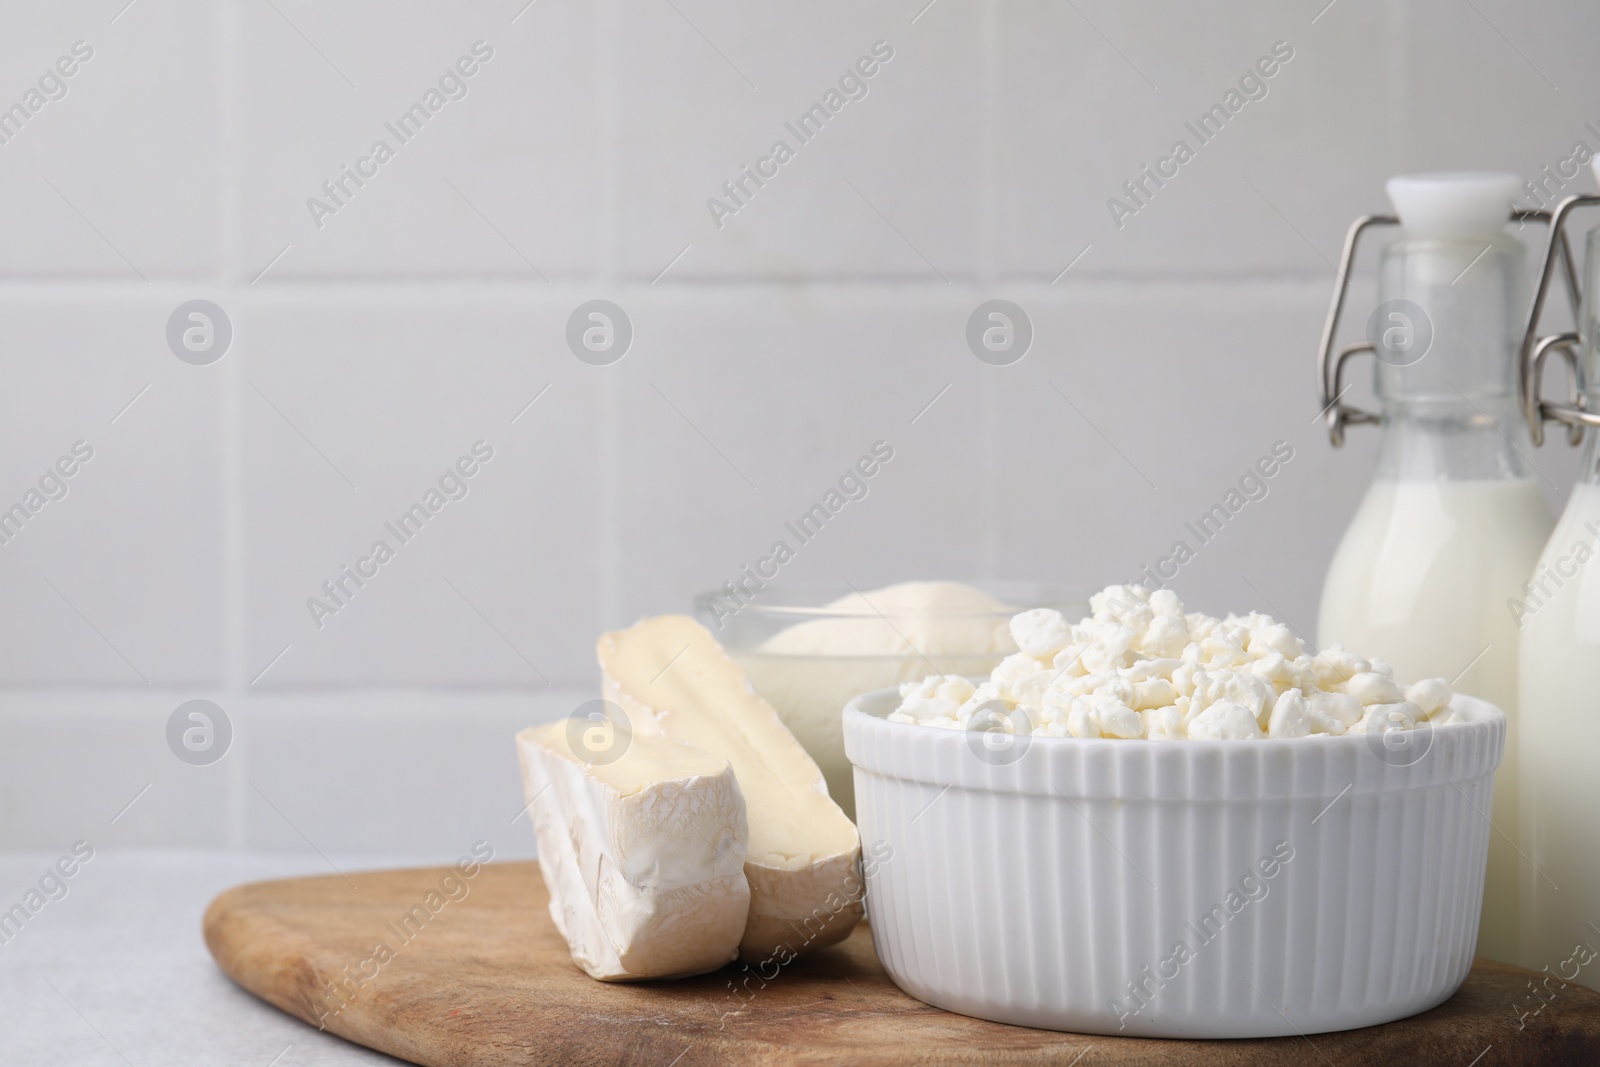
[692,581,1085,821]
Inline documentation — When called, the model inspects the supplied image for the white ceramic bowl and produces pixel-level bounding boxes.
[843,686,1504,1038]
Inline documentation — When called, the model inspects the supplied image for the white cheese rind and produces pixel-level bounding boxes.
[516,723,750,981]
[598,615,863,963]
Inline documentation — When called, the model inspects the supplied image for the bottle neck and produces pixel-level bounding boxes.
[1373,395,1540,482]
[1370,231,1530,481]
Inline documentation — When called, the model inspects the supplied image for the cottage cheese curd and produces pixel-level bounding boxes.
[889,584,1454,740]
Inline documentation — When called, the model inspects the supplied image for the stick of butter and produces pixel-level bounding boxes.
[598,615,863,962]
[516,722,750,981]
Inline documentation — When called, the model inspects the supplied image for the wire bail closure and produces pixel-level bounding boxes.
[1519,193,1600,447]
[1316,208,1577,447]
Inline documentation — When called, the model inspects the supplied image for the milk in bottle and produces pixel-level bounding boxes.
[1319,173,1553,964]
[1518,166,1600,985]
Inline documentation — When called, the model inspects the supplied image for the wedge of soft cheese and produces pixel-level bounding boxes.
[598,615,863,963]
[516,721,750,981]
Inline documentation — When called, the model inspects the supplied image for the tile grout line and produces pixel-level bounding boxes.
[978,0,1001,581]
[597,0,619,283]
[222,320,248,852]
[219,0,250,853]
[980,372,1000,580]
[598,373,621,631]
[219,0,249,850]
[595,0,622,632]
[218,0,244,285]
[976,0,1000,289]
[1388,0,1409,172]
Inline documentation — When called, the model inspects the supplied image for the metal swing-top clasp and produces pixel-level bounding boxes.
[1315,207,1580,447]
[1519,193,1600,447]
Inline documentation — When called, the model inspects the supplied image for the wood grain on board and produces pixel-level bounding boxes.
[203,861,1600,1066]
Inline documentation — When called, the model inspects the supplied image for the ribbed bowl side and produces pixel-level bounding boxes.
[847,690,1503,1039]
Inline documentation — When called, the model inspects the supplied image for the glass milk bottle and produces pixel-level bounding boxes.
[1315,173,1554,965]
[1517,161,1600,986]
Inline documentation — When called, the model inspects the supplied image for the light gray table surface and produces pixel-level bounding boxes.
[0,850,429,1066]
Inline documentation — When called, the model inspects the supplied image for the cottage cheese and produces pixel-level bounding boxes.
[888,584,1453,740]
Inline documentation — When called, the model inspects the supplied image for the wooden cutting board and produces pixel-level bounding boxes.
[204,861,1600,1066]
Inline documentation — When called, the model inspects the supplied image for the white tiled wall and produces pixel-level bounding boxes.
[1,0,1595,861]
